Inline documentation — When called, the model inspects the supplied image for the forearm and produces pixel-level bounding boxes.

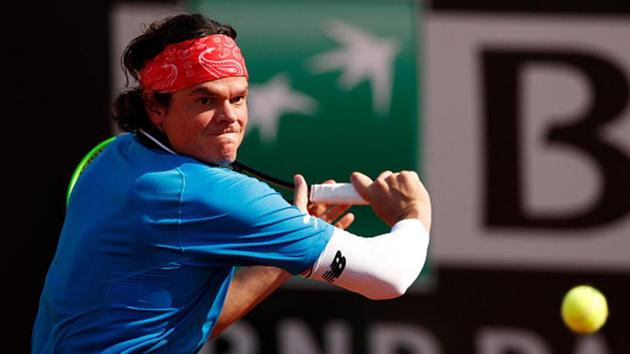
[306,218,429,300]
[210,266,291,338]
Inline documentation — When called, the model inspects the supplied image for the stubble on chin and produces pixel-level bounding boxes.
[212,146,238,166]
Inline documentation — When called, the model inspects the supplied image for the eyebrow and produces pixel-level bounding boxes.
[191,86,249,97]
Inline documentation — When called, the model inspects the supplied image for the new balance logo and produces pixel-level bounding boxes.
[322,250,346,283]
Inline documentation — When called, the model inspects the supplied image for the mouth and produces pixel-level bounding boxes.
[209,131,242,146]
[207,129,240,136]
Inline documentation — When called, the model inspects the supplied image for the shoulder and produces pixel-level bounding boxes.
[177,163,294,221]
[179,163,278,203]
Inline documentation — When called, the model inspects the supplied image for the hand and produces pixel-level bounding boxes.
[293,175,355,230]
[351,171,431,230]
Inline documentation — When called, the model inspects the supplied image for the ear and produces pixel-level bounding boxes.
[143,91,167,126]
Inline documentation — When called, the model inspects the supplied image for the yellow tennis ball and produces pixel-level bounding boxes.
[561,285,608,334]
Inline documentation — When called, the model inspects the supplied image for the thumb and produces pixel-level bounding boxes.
[351,172,373,200]
[293,174,308,212]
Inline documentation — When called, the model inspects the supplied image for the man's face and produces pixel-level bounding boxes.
[151,77,249,165]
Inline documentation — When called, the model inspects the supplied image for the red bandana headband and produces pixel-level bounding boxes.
[139,34,249,93]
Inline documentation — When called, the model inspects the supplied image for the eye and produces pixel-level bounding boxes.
[230,95,246,105]
[197,97,212,105]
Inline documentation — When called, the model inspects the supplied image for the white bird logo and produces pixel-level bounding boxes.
[309,20,400,114]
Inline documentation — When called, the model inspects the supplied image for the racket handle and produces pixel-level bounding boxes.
[309,183,368,205]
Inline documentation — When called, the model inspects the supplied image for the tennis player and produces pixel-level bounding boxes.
[32,13,431,353]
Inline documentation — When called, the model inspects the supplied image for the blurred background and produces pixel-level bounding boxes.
[9,0,629,353]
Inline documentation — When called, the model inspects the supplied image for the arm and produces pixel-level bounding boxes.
[306,171,432,299]
[210,175,355,338]
[210,265,290,338]
[306,219,429,299]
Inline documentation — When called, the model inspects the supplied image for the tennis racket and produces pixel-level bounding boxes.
[66,136,366,205]
[66,136,117,205]
[231,161,367,205]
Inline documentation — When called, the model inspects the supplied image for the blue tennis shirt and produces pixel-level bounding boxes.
[33,133,333,353]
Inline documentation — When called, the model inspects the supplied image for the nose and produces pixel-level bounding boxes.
[216,100,239,124]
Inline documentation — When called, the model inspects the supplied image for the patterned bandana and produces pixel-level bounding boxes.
[139,34,248,93]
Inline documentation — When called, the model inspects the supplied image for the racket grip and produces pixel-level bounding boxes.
[309,183,369,205]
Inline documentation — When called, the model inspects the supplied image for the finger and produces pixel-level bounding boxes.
[399,170,421,186]
[401,170,419,180]
[293,174,308,212]
[334,213,355,230]
[322,179,336,184]
[308,201,329,216]
[377,170,393,180]
[351,172,373,199]
[321,204,351,223]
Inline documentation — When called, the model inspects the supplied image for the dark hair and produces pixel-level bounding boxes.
[112,14,237,132]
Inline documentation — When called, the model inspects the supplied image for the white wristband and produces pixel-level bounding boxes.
[306,219,429,300]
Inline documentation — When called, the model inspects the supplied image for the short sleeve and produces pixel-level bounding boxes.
[168,163,334,275]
